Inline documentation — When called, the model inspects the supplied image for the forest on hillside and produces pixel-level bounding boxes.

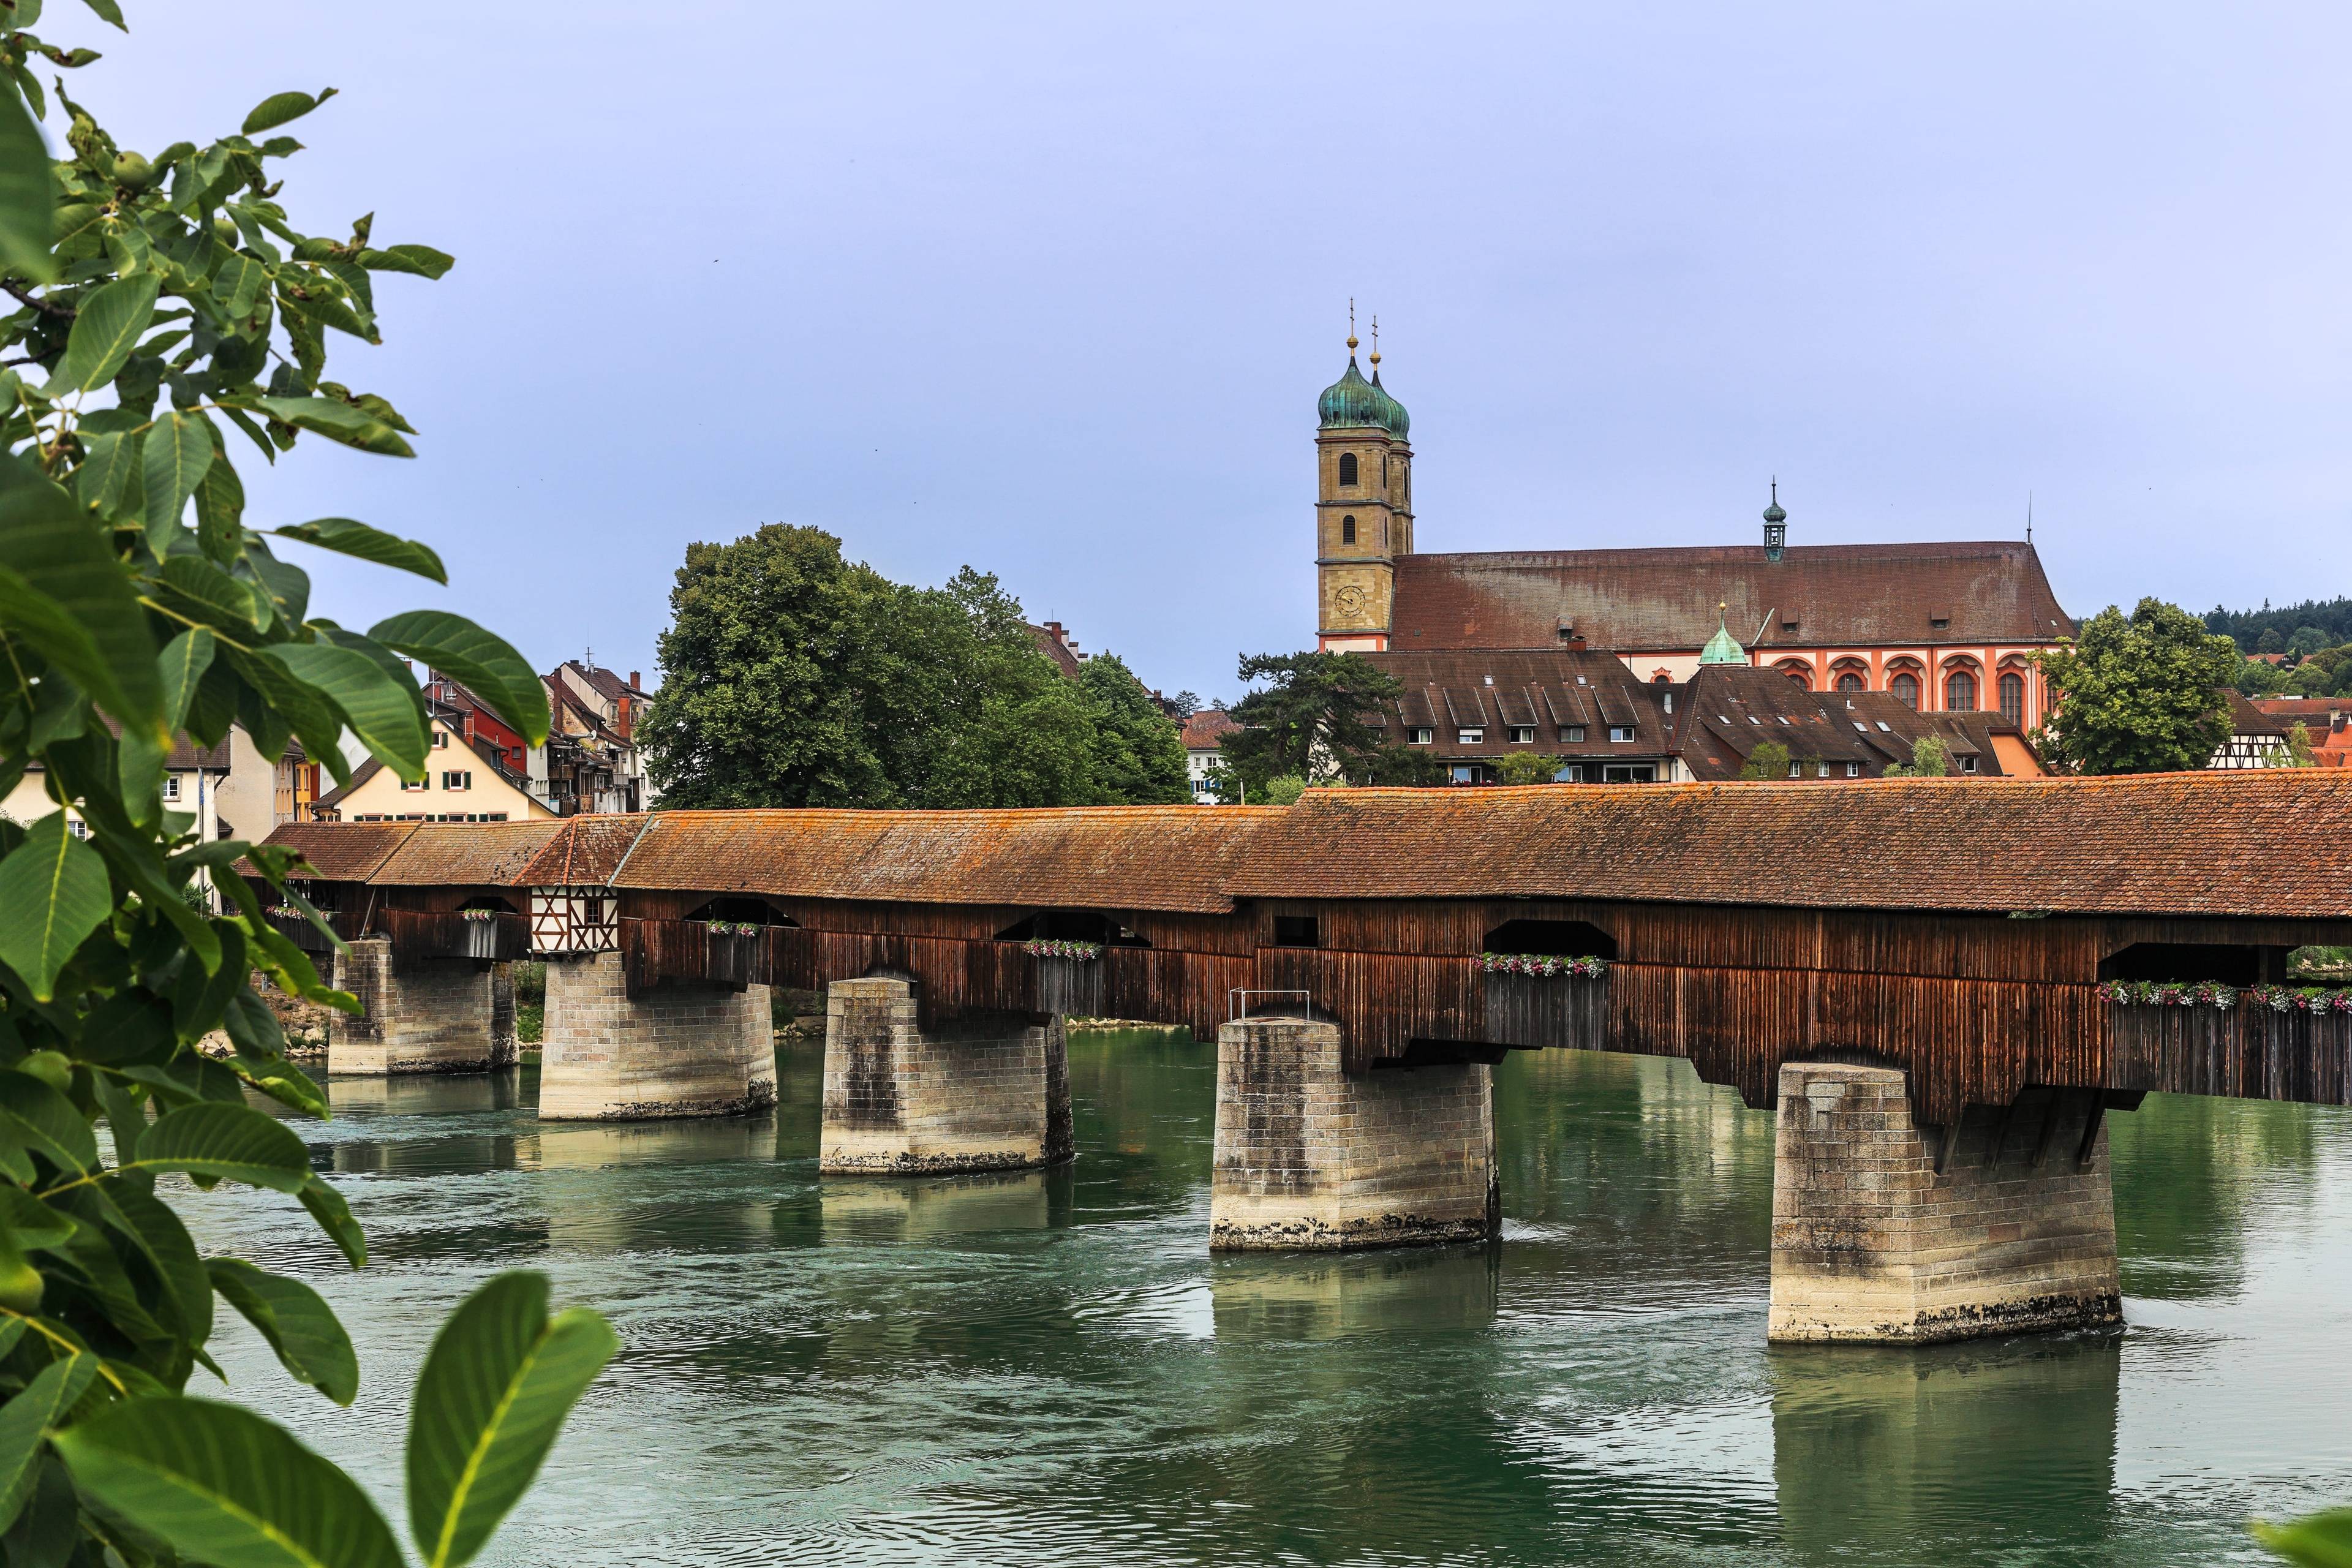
[2205,598,2352,654]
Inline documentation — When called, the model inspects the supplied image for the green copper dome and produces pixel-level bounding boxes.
[1699,605,1745,665]
[1318,356,1410,436]
[1371,365,1410,437]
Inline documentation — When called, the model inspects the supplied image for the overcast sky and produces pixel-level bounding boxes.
[81,2,2352,699]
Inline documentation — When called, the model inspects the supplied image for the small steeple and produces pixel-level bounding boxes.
[1762,480,1787,562]
[1369,314,1381,378]
[1700,600,1746,665]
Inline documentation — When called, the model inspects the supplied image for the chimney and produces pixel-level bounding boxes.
[629,671,641,690]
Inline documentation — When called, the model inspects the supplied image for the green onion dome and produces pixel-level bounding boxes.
[1318,356,1384,429]
[1699,603,1746,665]
[1370,365,1411,438]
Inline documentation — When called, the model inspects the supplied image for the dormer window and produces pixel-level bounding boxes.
[1458,726,1485,745]
[1561,725,1586,743]
[1608,725,1637,743]
[1338,452,1359,487]
[1409,727,1433,745]
[1509,726,1535,744]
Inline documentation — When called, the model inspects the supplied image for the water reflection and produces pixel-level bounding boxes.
[173,1033,2352,1567]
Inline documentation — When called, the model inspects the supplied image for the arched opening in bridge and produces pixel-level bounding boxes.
[2097,941,2280,987]
[993,912,1152,948]
[684,897,801,928]
[1482,918,1618,960]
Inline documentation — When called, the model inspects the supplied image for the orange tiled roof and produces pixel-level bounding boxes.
[609,806,1281,912]
[514,815,654,886]
[368,821,573,886]
[260,821,417,882]
[1224,774,2352,917]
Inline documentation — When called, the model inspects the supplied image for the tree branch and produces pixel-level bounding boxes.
[1,279,74,320]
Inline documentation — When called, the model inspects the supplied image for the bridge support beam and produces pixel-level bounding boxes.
[1768,1063,2120,1344]
[819,978,1072,1174]
[537,952,777,1120]
[1210,1017,1497,1251]
[330,938,497,1076]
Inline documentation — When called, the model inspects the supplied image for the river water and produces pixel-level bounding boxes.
[179,1032,2352,1567]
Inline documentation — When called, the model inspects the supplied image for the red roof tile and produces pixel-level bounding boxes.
[370,821,574,886]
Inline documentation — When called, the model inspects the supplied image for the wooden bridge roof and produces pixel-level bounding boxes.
[266,821,418,882]
[604,807,1282,913]
[369,821,572,886]
[1227,772,2352,918]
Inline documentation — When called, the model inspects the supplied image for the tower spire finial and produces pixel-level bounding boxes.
[1370,314,1381,369]
[1347,298,1358,353]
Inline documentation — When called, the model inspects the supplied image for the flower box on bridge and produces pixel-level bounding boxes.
[264,908,339,957]
[379,907,530,967]
[2106,985,2352,1102]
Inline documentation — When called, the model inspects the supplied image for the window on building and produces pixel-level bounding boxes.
[1560,725,1586,743]
[1890,673,1920,709]
[1608,725,1637,742]
[432,730,449,748]
[1338,452,1357,486]
[162,775,181,801]
[1960,755,1979,774]
[402,775,428,791]
[1509,726,1535,744]
[1845,761,1860,778]
[442,770,472,791]
[1601,763,1656,783]
[1341,514,1356,544]
[1787,761,1802,778]
[1558,763,1585,783]
[1945,671,1977,711]
[1835,673,1864,693]
[1409,727,1433,745]
[1451,764,1479,783]
[1458,726,1484,745]
[1998,671,2026,725]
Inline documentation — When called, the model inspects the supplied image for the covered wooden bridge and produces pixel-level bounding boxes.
[265,771,2352,1344]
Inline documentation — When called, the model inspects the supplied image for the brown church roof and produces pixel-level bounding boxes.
[1229,772,2352,917]
[1390,542,2075,652]
[611,806,1280,913]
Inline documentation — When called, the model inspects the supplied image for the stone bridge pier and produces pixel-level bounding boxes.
[1209,1016,1498,1251]
[538,952,777,1120]
[819,978,1072,1175]
[1768,1062,2122,1344]
[330,938,502,1075]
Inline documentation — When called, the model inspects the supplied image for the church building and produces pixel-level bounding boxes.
[1312,336,2075,729]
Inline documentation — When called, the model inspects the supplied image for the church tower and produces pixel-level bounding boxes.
[1314,315,1412,652]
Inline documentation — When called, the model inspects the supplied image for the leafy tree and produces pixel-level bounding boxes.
[641,535,1140,808]
[1218,651,1403,796]
[1494,750,1565,786]
[1075,652,1188,805]
[2256,627,2285,655]
[2207,595,2352,654]
[1882,735,1951,777]
[0,11,612,1566]
[1257,774,1307,805]
[2288,720,2316,767]
[1352,743,1450,787]
[2035,599,2245,775]
[1736,741,1792,780]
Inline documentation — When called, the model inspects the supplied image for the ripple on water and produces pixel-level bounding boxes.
[166,1044,2352,1567]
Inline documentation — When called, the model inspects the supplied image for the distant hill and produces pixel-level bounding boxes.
[2204,598,2352,654]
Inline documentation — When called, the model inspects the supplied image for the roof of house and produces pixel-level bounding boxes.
[1388,541,2076,652]
[1362,648,1675,758]
[314,725,531,812]
[1668,665,2027,780]
[557,661,635,704]
[1225,773,2352,918]
[2221,688,2290,738]
[1027,624,1083,680]
[1180,710,1238,752]
[372,821,573,886]
[607,805,1283,912]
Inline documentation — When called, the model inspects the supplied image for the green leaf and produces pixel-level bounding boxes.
[251,394,412,458]
[369,610,549,748]
[241,88,337,136]
[0,457,164,737]
[141,408,213,548]
[206,1258,357,1405]
[0,67,55,285]
[406,1272,617,1568]
[260,639,428,776]
[358,243,454,280]
[2257,1510,2352,1568]
[158,555,264,635]
[132,1101,312,1191]
[0,1355,93,1533]
[74,428,143,519]
[212,248,268,319]
[0,814,110,1003]
[296,1175,364,1268]
[271,517,446,584]
[194,448,246,562]
[0,1186,77,1251]
[44,272,161,396]
[157,626,216,732]
[0,1069,97,1176]
[110,1185,213,1344]
[75,0,126,29]
[55,1395,405,1568]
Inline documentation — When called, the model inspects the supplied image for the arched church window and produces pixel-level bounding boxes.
[1338,453,1358,487]
[1341,515,1356,545]
[1890,673,1920,709]
[1999,671,2026,725]
[1835,673,1864,693]
[1945,671,1977,711]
